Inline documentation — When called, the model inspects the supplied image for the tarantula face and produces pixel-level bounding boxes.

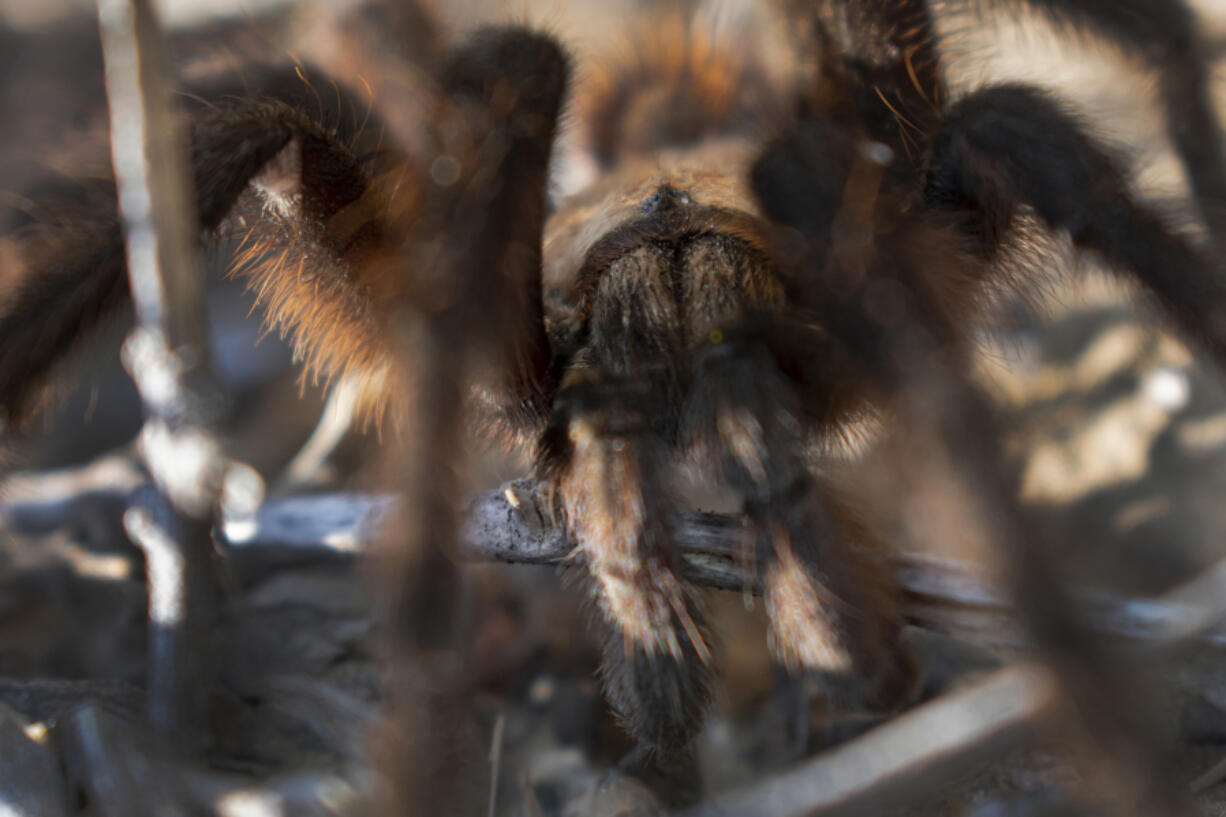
[542,140,766,294]
[542,141,781,382]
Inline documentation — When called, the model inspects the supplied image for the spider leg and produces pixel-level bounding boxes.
[1,27,562,430]
[382,23,568,650]
[542,370,710,798]
[787,0,944,179]
[926,85,1226,363]
[655,223,917,710]
[801,0,1226,244]
[536,241,713,795]
[0,90,378,427]
[755,116,1192,816]
[686,332,919,713]
[990,0,1226,242]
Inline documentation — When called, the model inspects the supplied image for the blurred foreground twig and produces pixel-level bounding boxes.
[677,664,1056,817]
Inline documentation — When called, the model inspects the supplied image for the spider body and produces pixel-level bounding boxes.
[532,132,921,764]
[4,0,1226,807]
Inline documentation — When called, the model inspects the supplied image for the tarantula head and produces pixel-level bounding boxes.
[540,8,789,351]
[542,139,774,299]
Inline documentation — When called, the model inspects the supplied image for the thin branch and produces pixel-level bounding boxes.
[676,664,1057,817]
[97,0,261,745]
[217,482,1226,652]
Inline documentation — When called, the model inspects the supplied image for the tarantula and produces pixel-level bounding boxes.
[4,0,1226,807]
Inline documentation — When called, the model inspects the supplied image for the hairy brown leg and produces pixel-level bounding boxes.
[0,4,440,430]
[0,87,381,428]
[666,230,915,711]
[545,371,710,799]
[755,116,1192,816]
[799,0,1226,250]
[784,0,943,185]
[687,333,919,714]
[983,0,1226,243]
[537,241,715,801]
[927,85,1226,369]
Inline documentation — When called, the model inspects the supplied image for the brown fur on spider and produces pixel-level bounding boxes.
[3,0,1226,808]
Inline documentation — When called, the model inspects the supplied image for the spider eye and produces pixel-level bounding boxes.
[640,186,693,214]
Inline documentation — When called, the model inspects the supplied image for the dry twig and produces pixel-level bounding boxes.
[97,0,260,744]
[676,664,1057,817]
[222,483,1226,652]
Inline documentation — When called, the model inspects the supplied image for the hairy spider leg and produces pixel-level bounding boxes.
[0,81,380,427]
[786,0,944,179]
[536,245,714,794]
[928,85,1226,368]
[671,225,919,711]
[801,0,1226,243]
[686,330,919,713]
[755,104,1194,817]
[986,0,1226,244]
